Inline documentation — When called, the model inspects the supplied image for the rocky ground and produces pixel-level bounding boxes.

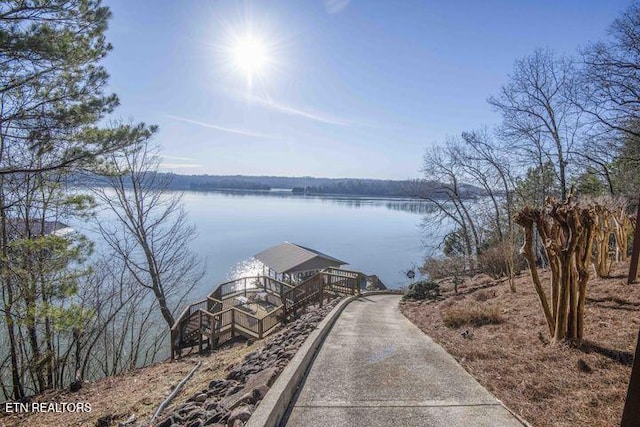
[1,298,341,427]
[400,263,639,427]
[153,298,340,427]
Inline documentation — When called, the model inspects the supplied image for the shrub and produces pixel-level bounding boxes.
[477,241,525,279]
[442,303,503,328]
[421,256,467,293]
[402,280,441,301]
[421,256,467,280]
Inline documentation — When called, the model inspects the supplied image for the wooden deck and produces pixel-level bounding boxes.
[170,268,364,359]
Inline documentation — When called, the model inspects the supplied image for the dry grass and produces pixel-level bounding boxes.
[0,338,266,427]
[400,263,640,427]
[473,289,498,302]
[441,302,503,328]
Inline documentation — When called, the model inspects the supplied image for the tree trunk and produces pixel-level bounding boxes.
[0,192,25,400]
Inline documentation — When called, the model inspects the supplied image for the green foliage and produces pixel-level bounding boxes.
[41,304,95,332]
[573,170,606,197]
[403,280,441,301]
[6,232,93,300]
[610,133,640,198]
[0,1,154,398]
[514,161,560,207]
[62,194,97,218]
[442,229,469,257]
[0,1,155,176]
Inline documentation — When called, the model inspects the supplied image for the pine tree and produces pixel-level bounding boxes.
[0,1,152,399]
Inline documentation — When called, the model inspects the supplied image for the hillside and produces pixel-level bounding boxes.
[401,263,639,426]
[0,300,339,427]
[0,340,256,427]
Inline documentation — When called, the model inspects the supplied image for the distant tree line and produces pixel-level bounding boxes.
[291,178,481,198]
[86,172,483,199]
[293,179,421,197]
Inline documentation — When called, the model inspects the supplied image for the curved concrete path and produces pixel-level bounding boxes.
[283,294,524,427]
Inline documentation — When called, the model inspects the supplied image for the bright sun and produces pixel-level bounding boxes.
[217,17,280,91]
[232,36,269,76]
[231,36,269,86]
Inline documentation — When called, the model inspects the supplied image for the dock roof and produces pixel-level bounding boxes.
[254,242,347,274]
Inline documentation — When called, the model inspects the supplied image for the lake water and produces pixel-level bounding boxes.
[79,190,446,298]
[182,190,443,295]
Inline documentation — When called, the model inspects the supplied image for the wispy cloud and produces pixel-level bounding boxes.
[165,114,279,139]
[242,94,351,126]
[158,163,204,169]
[323,0,351,14]
[159,163,204,169]
[160,155,203,169]
[162,155,199,162]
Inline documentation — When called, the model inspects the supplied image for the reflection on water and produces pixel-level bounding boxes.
[187,189,438,215]
[228,257,266,281]
[385,201,438,215]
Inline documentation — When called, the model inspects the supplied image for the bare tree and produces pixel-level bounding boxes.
[582,2,640,139]
[489,49,582,201]
[414,139,482,262]
[460,130,519,290]
[460,130,515,240]
[415,130,522,290]
[93,140,203,330]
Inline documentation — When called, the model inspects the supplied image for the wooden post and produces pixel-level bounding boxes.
[628,198,640,285]
[211,313,220,350]
[282,292,288,322]
[231,310,235,338]
[258,318,264,339]
[198,311,203,354]
[622,328,640,426]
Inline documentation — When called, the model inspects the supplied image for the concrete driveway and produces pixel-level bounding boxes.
[283,294,524,427]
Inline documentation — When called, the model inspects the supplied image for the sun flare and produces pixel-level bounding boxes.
[232,36,269,75]
[214,13,284,91]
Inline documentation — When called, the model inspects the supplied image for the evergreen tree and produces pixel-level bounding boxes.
[0,1,152,399]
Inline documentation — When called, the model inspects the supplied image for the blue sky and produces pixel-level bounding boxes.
[103,0,630,179]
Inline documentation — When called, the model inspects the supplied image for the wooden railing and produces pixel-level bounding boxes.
[210,276,294,300]
[171,269,362,359]
[324,272,361,296]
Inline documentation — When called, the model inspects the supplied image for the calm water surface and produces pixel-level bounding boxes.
[181,191,439,296]
[78,190,444,298]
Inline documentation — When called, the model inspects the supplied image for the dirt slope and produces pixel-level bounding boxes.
[401,264,639,427]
